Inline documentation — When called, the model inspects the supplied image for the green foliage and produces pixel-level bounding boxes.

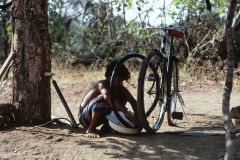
[0,4,11,59]
[183,63,191,70]
[48,1,68,57]
[0,0,238,68]
[167,0,229,65]
[6,21,12,43]
[48,0,158,64]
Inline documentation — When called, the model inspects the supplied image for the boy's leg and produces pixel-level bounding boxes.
[80,96,111,138]
[86,112,103,138]
[79,109,103,138]
[100,117,112,133]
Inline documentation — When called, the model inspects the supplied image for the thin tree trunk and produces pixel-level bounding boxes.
[2,0,9,59]
[97,1,103,44]
[11,0,51,124]
[222,0,237,159]
[81,0,89,52]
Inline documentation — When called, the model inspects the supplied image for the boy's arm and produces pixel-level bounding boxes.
[118,86,137,110]
[100,86,129,114]
[114,99,139,126]
[79,82,101,111]
[120,86,139,120]
[99,82,139,126]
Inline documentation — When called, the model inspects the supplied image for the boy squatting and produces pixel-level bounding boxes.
[78,61,140,138]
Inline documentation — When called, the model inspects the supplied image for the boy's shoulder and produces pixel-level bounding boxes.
[96,79,110,86]
[97,79,109,83]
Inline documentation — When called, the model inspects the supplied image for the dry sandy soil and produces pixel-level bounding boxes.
[1,69,240,160]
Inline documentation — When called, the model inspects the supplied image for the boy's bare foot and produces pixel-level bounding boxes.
[86,130,101,138]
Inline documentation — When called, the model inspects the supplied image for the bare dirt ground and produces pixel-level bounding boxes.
[1,70,240,160]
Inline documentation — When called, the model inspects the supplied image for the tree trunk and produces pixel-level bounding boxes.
[222,0,237,159]
[11,0,51,124]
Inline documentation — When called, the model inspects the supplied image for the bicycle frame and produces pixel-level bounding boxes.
[161,35,175,111]
[158,24,192,111]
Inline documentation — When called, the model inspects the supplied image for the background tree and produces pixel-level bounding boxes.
[222,0,237,159]
[1,0,240,68]
[0,0,11,60]
[11,0,52,124]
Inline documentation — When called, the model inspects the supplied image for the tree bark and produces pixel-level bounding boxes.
[222,0,237,159]
[11,0,51,124]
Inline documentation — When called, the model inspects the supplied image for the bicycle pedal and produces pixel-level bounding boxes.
[172,112,183,120]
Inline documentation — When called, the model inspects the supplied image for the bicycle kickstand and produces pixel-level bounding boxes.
[176,92,189,124]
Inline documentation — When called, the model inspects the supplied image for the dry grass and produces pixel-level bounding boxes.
[1,62,240,94]
[180,67,240,87]
[51,64,105,85]
[51,62,142,89]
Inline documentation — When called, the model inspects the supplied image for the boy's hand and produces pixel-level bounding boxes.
[124,112,139,127]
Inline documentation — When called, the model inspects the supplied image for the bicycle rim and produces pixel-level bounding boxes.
[110,53,145,128]
[138,51,165,133]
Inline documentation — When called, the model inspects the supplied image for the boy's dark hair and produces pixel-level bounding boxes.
[105,61,130,80]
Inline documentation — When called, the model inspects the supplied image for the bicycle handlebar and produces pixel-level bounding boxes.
[146,24,193,31]
[165,24,193,30]
[146,24,193,38]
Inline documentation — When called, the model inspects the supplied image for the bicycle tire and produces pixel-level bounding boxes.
[137,51,166,133]
[110,53,145,128]
[167,59,179,126]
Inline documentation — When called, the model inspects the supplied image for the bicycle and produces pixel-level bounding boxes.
[137,24,192,133]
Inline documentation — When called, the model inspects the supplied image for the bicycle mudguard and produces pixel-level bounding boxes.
[167,30,184,38]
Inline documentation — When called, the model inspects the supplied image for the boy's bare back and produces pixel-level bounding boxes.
[79,80,110,111]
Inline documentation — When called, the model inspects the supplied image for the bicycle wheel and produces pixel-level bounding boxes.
[138,51,166,133]
[167,59,179,126]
